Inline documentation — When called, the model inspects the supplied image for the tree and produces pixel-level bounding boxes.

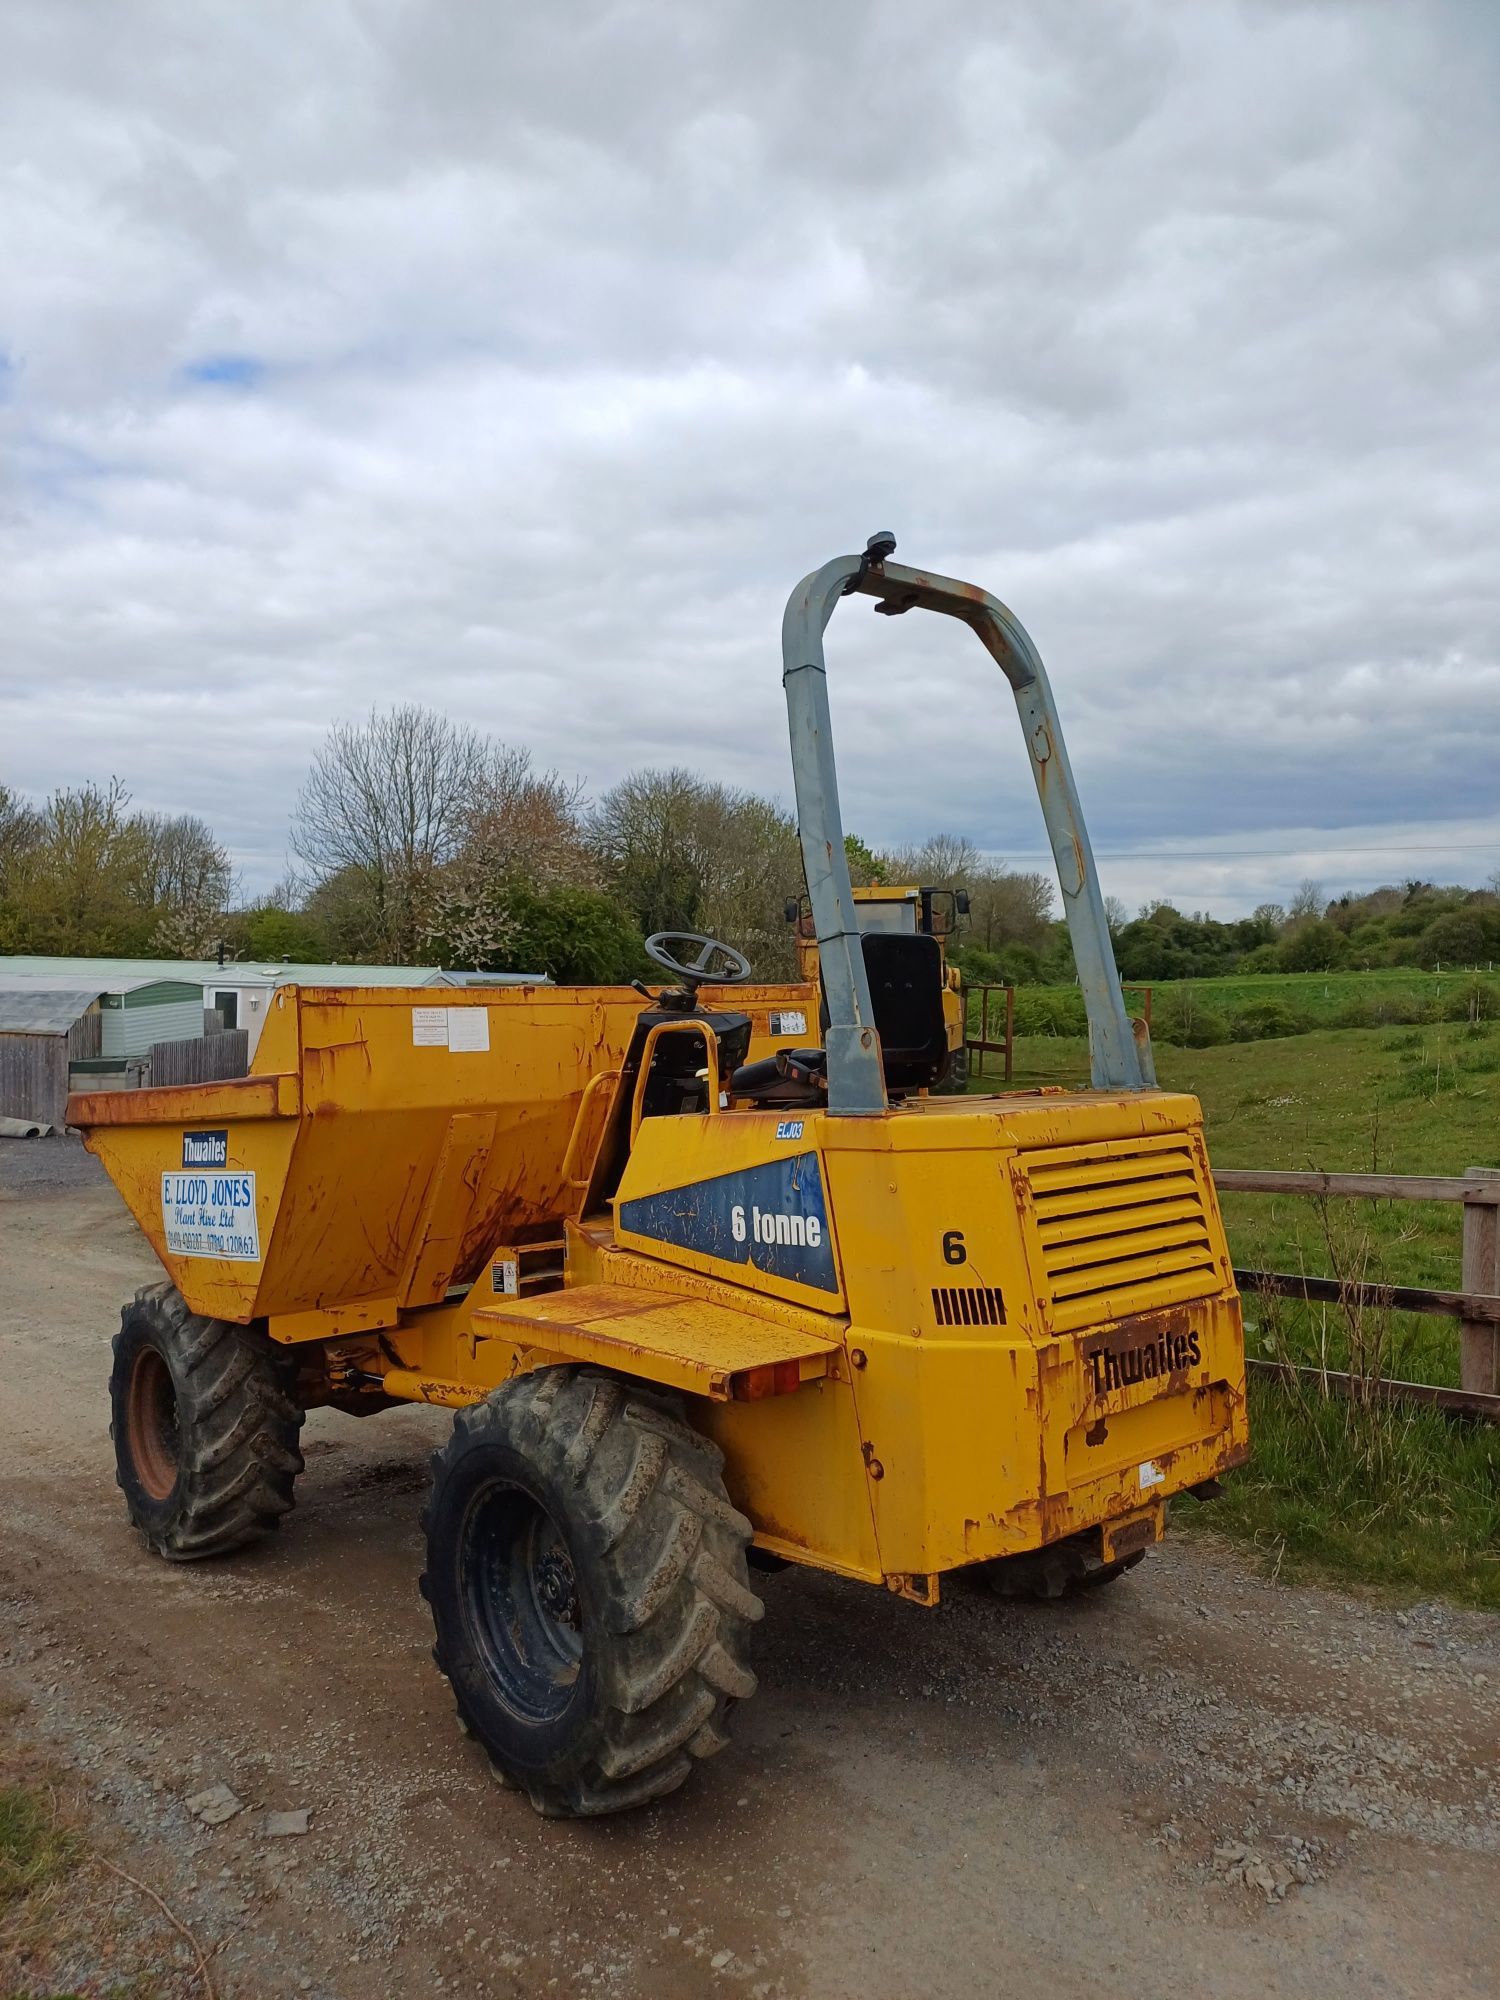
[134,813,233,914]
[591,769,802,979]
[843,833,887,887]
[1287,878,1325,925]
[133,812,234,957]
[965,869,1054,953]
[1413,908,1500,970]
[1277,918,1348,971]
[237,904,329,963]
[881,834,980,886]
[5,779,156,954]
[0,785,41,895]
[291,705,492,960]
[458,748,594,889]
[495,884,643,984]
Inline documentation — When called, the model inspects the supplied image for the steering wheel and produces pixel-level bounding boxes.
[644,932,752,986]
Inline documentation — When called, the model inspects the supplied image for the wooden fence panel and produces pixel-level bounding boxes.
[147,1030,249,1088]
[0,1034,69,1126]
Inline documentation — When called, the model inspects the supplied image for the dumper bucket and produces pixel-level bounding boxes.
[68,981,808,1327]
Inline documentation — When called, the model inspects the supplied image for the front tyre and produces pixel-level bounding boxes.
[421,1369,762,1818]
[109,1282,305,1560]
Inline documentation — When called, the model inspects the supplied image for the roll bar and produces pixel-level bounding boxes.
[782,534,1147,1115]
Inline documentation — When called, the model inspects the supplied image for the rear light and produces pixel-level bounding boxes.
[730,1359,803,1400]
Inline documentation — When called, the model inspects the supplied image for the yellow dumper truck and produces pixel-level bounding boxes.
[71,535,1248,1817]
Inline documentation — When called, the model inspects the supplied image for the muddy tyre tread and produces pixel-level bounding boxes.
[110,1281,304,1561]
[422,1368,762,1819]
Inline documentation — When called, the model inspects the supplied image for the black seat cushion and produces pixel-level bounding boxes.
[729,1047,826,1105]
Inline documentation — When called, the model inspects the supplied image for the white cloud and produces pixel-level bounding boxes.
[2,0,1498,916]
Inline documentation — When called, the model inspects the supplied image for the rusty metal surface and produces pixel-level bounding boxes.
[473,1284,838,1399]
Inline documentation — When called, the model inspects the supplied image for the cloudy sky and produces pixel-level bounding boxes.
[3,0,1499,918]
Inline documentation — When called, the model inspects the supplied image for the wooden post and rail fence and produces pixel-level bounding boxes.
[962,989,1500,1421]
[1218,1167,1500,1421]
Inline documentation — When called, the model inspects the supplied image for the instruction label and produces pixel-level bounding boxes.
[411,1005,491,1052]
[160,1171,261,1262]
[445,1006,490,1053]
[411,1006,447,1046]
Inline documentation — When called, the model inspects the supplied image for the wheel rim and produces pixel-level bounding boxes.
[126,1347,180,1502]
[461,1483,583,1724]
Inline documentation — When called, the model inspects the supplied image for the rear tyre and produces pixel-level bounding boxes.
[421,1368,762,1818]
[109,1282,304,1560]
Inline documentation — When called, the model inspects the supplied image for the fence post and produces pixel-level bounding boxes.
[1461,1167,1500,1394]
[1004,984,1015,1083]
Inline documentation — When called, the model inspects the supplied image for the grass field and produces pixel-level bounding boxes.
[977,1025,1500,1607]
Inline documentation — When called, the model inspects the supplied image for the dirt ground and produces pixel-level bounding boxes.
[1,1144,1497,2000]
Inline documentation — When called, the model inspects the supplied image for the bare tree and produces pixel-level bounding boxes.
[965,868,1055,951]
[135,812,234,915]
[416,748,596,971]
[291,705,491,959]
[1288,878,1325,925]
[881,834,980,886]
[592,769,802,978]
[457,747,593,889]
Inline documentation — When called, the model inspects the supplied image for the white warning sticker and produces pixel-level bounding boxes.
[412,1006,447,1046]
[769,1009,807,1036]
[446,1006,490,1053]
[1138,1458,1166,1490]
[161,1170,261,1262]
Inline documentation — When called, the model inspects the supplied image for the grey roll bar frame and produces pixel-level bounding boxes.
[782,538,1148,1116]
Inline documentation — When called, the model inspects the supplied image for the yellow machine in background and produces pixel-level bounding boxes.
[792,881,970,1085]
[72,533,1248,1819]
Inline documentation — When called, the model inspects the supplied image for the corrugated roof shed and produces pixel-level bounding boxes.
[0,988,105,1034]
[0,956,465,988]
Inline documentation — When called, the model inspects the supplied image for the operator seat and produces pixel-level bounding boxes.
[731,932,951,1104]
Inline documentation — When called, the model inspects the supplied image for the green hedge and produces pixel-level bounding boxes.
[987,975,1500,1050]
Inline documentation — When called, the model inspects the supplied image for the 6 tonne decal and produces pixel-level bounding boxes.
[160,1166,261,1262]
[619,1152,838,1292]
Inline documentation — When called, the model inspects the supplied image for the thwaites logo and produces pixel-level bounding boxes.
[182,1129,228,1169]
[1088,1326,1201,1397]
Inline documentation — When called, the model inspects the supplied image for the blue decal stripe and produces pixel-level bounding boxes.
[619,1152,838,1293]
